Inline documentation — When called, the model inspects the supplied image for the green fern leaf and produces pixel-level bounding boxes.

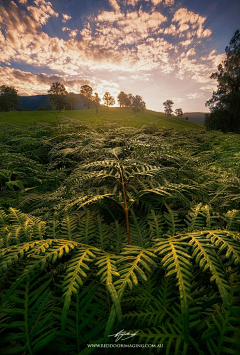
[61,246,97,330]
[95,252,121,321]
[154,237,193,342]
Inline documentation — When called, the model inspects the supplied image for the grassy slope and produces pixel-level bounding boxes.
[0,108,204,130]
[182,112,206,124]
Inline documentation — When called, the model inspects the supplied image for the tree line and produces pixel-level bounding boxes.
[0,85,19,112]
[47,83,146,114]
[163,100,184,118]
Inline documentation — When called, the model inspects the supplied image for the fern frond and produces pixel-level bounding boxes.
[225,209,240,230]
[75,210,96,245]
[154,237,193,341]
[0,274,54,355]
[109,220,125,253]
[60,213,77,241]
[52,281,105,353]
[104,246,157,340]
[129,212,151,248]
[1,239,77,305]
[95,252,121,321]
[61,246,97,330]
[0,240,53,273]
[147,209,165,238]
[208,231,240,266]
[93,215,111,250]
[135,324,188,355]
[163,205,184,236]
[199,274,240,355]
[189,232,231,306]
[115,246,158,299]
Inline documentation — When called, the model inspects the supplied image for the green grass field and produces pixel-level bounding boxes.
[0,107,204,129]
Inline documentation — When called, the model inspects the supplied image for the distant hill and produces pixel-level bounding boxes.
[182,112,206,124]
[18,95,51,110]
[18,94,88,111]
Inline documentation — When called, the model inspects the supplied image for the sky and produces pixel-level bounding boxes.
[0,0,239,112]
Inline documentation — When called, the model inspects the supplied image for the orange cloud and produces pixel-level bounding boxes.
[27,0,59,25]
[152,0,174,6]
[109,0,120,12]
[0,67,92,95]
[62,13,72,23]
[172,8,212,38]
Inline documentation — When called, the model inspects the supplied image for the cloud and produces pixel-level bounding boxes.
[96,11,123,22]
[176,52,215,84]
[186,48,196,57]
[179,24,189,32]
[92,9,168,51]
[27,0,59,25]
[136,37,175,71]
[180,39,193,47]
[152,0,174,6]
[0,66,123,106]
[200,84,217,91]
[130,73,152,81]
[172,97,185,103]
[0,0,58,38]
[187,92,204,99]
[62,13,72,23]
[0,66,92,95]
[151,0,163,5]
[69,30,78,38]
[214,53,226,67]
[109,0,120,12]
[127,0,140,5]
[172,8,211,38]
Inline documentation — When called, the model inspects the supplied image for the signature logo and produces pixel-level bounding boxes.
[108,329,139,342]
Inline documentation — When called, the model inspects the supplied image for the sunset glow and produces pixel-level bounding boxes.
[0,0,239,112]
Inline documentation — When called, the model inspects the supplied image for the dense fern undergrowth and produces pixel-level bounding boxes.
[0,118,240,355]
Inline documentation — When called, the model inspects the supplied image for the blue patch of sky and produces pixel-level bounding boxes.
[184,0,240,53]
[8,61,58,76]
[42,0,109,40]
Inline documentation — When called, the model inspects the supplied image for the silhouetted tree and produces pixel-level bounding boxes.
[80,85,93,109]
[132,95,146,113]
[205,29,240,133]
[48,82,67,111]
[0,85,19,111]
[103,92,115,108]
[66,92,78,110]
[117,91,129,107]
[127,94,133,108]
[93,92,101,113]
[163,100,174,116]
[175,108,183,117]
